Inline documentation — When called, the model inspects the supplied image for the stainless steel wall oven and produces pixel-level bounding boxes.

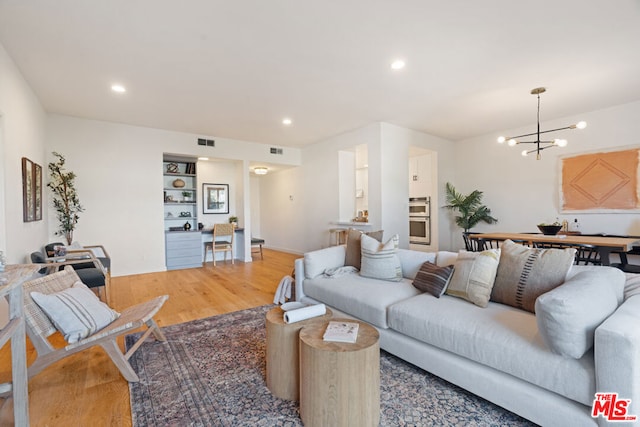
[409,197,431,245]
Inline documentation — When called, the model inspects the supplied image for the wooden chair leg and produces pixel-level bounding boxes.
[100,339,140,382]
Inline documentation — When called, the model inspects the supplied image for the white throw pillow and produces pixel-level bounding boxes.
[446,249,500,307]
[535,269,625,359]
[31,280,120,343]
[360,234,403,282]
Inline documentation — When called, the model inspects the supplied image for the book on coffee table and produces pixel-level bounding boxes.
[322,321,359,343]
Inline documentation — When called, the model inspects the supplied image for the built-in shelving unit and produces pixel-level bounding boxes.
[163,158,198,232]
[163,156,202,270]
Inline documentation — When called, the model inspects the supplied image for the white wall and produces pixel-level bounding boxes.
[454,100,640,249]
[380,123,456,251]
[46,114,301,276]
[257,122,458,255]
[0,42,48,263]
[302,123,382,251]
[0,42,48,325]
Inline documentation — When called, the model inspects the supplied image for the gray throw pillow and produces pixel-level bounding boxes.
[412,261,454,297]
[491,240,575,313]
[344,228,384,269]
[360,234,402,282]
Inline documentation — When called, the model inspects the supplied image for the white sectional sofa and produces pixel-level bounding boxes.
[294,245,640,427]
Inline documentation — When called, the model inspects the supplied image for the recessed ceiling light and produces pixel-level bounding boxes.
[282,118,292,126]
[390,59,406,70]
[111,84,126,93]
[198,157,209,161]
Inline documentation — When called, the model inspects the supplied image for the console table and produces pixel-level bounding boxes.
[0,264,40,426]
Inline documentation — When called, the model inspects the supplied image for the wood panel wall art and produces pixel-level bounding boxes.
[22,157,43,222]
[560,147,640,213]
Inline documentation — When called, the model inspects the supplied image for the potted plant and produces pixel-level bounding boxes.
[47,152,84,245]
[444,182,497,249]
[182,191,192,202]
[228,216,238,226]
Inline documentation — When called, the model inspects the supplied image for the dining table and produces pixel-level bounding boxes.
[467,232,640,266]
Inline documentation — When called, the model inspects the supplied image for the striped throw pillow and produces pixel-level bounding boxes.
[412,261,454,297]
[31,280,120,343]
[360,234,403,281]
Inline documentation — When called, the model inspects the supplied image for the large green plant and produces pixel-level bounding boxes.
[47,152,84,245]
[444,182,497,233]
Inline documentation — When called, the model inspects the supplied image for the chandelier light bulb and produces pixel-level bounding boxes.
[521,150,528,157]
[497,88,587,160]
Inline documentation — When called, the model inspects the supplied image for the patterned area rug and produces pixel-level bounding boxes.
[126,305,535,426]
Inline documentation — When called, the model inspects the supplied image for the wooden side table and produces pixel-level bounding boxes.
[299,318,380,427]
[265,306,332,400]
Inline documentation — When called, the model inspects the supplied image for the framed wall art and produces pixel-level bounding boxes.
[22,157,43,222]
[203,183,229,214]
[559,146,640,213]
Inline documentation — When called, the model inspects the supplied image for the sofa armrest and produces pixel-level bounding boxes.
[294,258,305,301]
[302,245,346,279]
[595,295,640,426]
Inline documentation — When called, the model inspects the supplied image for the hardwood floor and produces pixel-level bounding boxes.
[0,249,300,426]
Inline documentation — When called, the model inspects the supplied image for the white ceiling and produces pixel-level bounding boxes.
[1,1,639,147]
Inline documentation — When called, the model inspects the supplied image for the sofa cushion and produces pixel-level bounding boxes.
[412,262,454,297]
[344,228,384,269]
[360,234,402,282]
[491,240,575,313]
[535,268,625,359]
[304,273,421,328]
[445,249,500,307]
[397,249,437,280]
[304,245,346,279]
[387,293,595,406]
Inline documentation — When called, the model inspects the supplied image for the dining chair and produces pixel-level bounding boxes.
[462,233,484,252]
[533,242,601,266]
[204,223,235,266]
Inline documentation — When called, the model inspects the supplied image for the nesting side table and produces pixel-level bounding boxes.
[299,318,380,427]
[265,306,332,400]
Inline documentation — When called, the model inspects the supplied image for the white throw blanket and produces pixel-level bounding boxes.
[273,275,293,304]
[323,266,358,277]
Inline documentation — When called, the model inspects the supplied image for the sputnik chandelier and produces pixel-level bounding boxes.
[497,87,586,160]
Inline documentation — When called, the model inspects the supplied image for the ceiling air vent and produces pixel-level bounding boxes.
[197,138,215,147]
[270,147,283,155]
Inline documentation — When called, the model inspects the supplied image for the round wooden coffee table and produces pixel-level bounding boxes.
[299,318,380,427]
[265,306,332,400]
